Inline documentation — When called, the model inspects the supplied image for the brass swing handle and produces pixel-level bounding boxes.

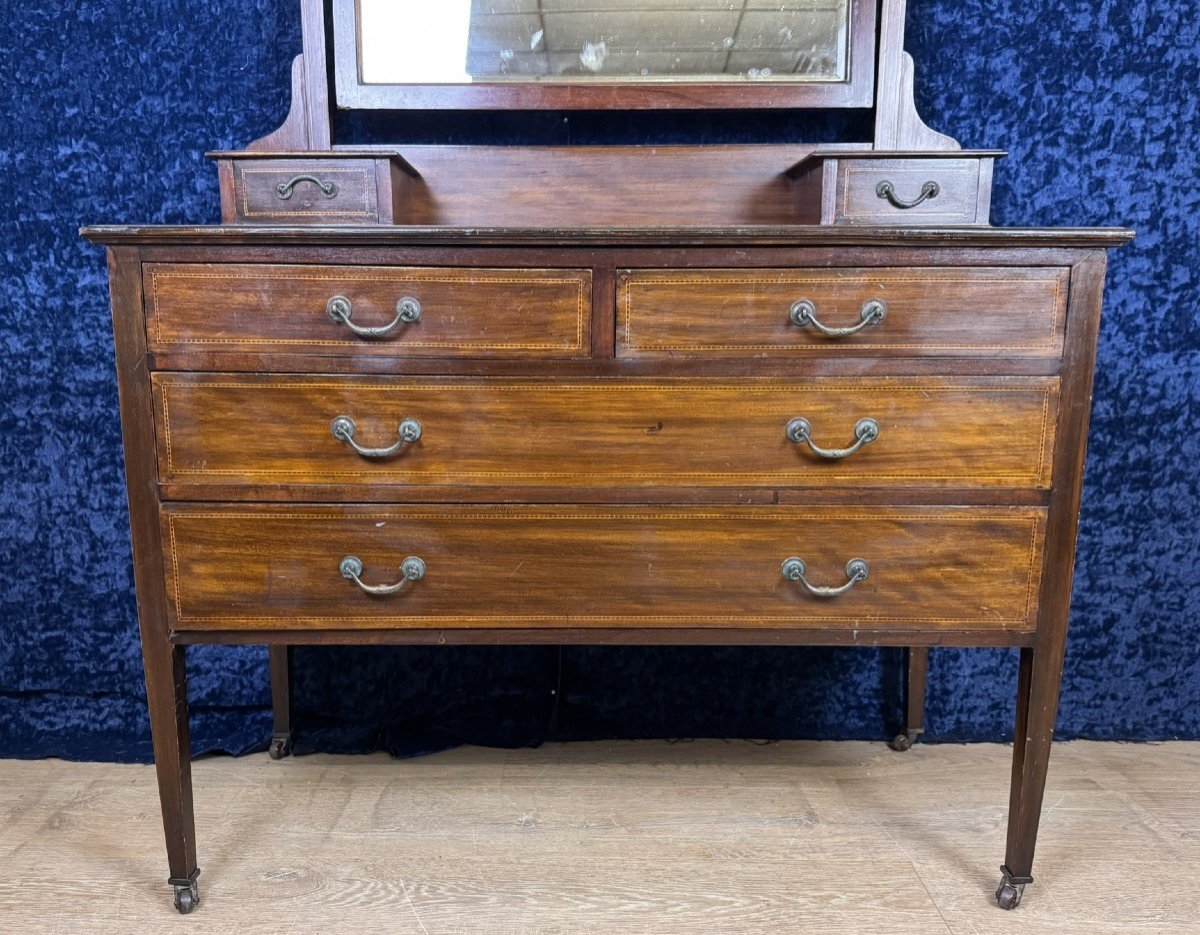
[876,179,940,210]
[781,557,869,598]
[276,174,338,200]
[327,295,422,339]
[331,416,422,459]
[789,299,887,338]
[787,417,879,460]
[340,555,426,596]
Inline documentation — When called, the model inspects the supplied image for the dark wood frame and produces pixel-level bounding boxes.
[330,0,879,111]
[250,0,959,154]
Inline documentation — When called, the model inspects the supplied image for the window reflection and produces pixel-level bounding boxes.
[358,0,851,84]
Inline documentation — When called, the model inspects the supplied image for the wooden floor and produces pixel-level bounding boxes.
[0,741,1197,934]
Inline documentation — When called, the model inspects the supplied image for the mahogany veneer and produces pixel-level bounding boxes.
[161,503,1047,633]
[151,375,1059,491]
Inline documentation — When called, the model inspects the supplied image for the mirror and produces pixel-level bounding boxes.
[357,0,852,85]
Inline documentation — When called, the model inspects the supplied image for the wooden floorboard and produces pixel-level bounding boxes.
[0,740,1196,934]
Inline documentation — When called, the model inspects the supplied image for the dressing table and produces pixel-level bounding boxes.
[83,0,1131,914]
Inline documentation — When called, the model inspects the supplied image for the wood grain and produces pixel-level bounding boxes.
[158,504,1047,633]
[152,375,1060,491]
[143,263,591,358]
[618,266,1069,358]
[1,741,1196,934]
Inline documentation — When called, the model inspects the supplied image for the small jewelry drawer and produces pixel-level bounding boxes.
[618,266,1069,358]
[788,150,1001,227]
[210,151,418,225]
[143,263,591,358]
[160,504,1047,634]
[151,375,1059,494]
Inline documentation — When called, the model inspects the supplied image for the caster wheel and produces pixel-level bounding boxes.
[888,732,914,752]
[995,880,1024,911]
[171,876,200,914]
[268,733,293,760]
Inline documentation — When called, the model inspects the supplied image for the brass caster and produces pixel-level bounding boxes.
[888,732,914,751]
[887,729,921,751]
[268,732,293,760]
[170,869,201,914]
[995,867,1031,910]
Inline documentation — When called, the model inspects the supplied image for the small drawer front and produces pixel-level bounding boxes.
[838,158,987,226]
[153,375,1058,491]
[231,159,379,223]
[618,267,1068,358]
[161,505,1046,633]
[144,263,591,358]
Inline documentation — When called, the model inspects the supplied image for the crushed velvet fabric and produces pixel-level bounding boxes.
[1,2,1196,761]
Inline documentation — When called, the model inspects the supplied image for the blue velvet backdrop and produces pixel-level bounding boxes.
[1,2,1197,760]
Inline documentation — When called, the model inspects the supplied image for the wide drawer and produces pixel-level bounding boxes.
[143,263,591,358]
[161,505,1047,632]
[152,375,1059,491]
[617,267,1069,358]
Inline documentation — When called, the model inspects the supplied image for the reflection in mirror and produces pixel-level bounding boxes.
[358,0,852,85]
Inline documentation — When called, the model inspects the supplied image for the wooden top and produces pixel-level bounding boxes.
[82,225,1134,248]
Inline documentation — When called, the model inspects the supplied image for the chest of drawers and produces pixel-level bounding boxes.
[85,223,1128,915]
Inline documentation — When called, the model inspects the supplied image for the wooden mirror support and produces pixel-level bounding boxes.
[211,0,1002,228]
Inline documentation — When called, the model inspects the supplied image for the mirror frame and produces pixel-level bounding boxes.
[331,0,878,110]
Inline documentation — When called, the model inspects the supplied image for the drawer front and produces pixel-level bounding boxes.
[617,267,1068,358]
[838,158,986,225]
[153,376,1059,491]
[161,505,1046,632]
[231,159,380,223]
[144,264,591,358]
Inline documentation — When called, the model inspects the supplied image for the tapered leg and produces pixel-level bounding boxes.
[998,645,1061,910]
[141,634,200,913]
[889,647,928,751]
[268,645,294,759]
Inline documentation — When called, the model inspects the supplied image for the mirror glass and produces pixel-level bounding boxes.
[357,0,853,85]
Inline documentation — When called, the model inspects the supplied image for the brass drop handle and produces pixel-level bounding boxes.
[340,555,426,596]
[876,180,940,210]
[787,417,879,460]
[327,295,422,339]
[276,174,338,200]
[331,416,422,458]
[789,299,886,338]
[781,557,869,598]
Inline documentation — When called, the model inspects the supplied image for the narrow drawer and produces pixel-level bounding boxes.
[152,375,1058,491]
[227,158,383,224]
[161,504,1047,633]
[143,263,591,358]
[837,157,990,226]
[617,267,1069,358]
[210,152,419,225]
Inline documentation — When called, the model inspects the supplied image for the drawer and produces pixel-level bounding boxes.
[211,152,417,225]
[152,375,1058,491]
[161,505,1047,632]
[143,263,591,358]
[617,267,1069,358]
[788,151,999,226]
[838,158,990,225]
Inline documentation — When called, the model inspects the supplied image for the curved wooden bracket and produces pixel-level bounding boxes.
[249,55,311,151]
[884,52,961,151]
[874,0,960,152]
[248,0,332,151]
